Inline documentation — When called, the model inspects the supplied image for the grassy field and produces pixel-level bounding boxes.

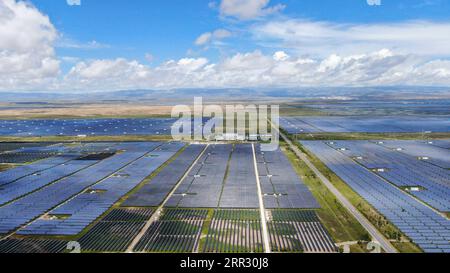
[279,104,327,116]
[198,209,215,252]
[0,164,15,172]
[292,141,422,253]
[281,143,371,253]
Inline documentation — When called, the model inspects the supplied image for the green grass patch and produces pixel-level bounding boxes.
[282,144,370,253]
[198,209,215,252]
[279,105,327,116]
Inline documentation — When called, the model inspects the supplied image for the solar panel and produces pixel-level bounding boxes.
[301,140,450,253]
[281,116,450,134]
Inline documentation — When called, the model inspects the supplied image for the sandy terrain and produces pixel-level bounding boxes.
[0,104,174,119]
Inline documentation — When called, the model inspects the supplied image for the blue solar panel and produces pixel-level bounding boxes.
[123,144,205,207]
[17,142,182,236]
[281,116,450,134]
[256,145,319,209]
[219,144,259,208]
[170,144,232,208]
[301,140,450,253]
[0,142,165,235]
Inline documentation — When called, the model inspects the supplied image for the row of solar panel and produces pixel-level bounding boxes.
[17,143,183,236]
[168,144,233,208]
[301,141,450,253]
[123,144,206,207]
[0,118,213,136]
[0,142,165,235]
[267,210,337,253]
[280,116,450,134]
[255,145,320,209]
[327,140,449,212]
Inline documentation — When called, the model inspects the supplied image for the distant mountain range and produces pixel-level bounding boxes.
[1,86,449,103]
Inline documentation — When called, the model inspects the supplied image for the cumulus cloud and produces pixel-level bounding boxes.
[219,0,285,20]
[213,29,232,39]
[1,0,450,92]
[252,19,450,57]
[273,51,289,61]
[0,0,60,89]
[195,33,213,46]
[195,29,232,46]
[144,53,154,63]
[53,49,450,91]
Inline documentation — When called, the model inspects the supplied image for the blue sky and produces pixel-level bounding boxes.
[32,0,450,67]
[1,0,450,91]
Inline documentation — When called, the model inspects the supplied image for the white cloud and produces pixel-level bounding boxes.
[273,51,289,61]
[57,38,110,49]
[145,53,154,63]
[52,49,450,92]
[67,59,149,80]
[195,32,213,46]
[213,29,232,39]
[0,0,59,89]
[1,0,450,92]
[60,56,80,64]
[252,19,450,57]
[219,0,285,20]
[195,29,232,46]
[63,58,151,91]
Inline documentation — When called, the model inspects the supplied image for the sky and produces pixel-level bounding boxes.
[1,0,450,92]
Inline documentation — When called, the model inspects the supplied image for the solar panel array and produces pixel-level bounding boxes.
[123,144,206,207]
[0,118,177,136]
[301,140,450,253]
[203,210,264,253]
[256,145,320,209]
[78,208,154,252]
[281,116,450,134]
[0,238,67,253]
[267,210,337,253]
[0,152,58,164]
[0,141,339,253]
[17,142,183,235]
[327,140,450,212]
[133,209,208,253]
[0,142,54,153]
[0,142,164,235]
[0,158,97,206]
[425,139,450,149]
[168,145,233,208]
[219,144,259,208]
[377,140,450,169]
[0,154,79,186]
